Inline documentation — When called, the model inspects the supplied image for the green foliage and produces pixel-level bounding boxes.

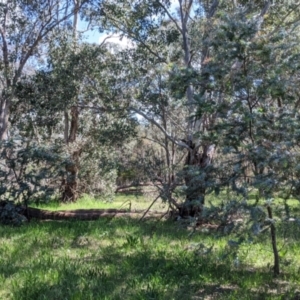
[0,139,63,206]
[0,201,27,226]
[10,36,139,201]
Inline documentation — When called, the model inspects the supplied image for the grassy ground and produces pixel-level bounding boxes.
[2,194,300,299]
[1,214,300,299]
[29,194,167,212]
[29,192,300,213]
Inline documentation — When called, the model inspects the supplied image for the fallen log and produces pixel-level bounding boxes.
[25,207,163,221]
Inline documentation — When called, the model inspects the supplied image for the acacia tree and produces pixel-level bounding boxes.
[195,1,300,275]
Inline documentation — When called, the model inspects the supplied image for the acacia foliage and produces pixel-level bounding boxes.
[191,2,300,275]
[201,3,300,199]
[0,139,63,206]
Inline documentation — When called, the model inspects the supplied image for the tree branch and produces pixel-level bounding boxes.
[101,12,166,62]
[130,106,190,150]
[268,2,300,37]
[14,0,88,85]
[157,1,183,34]
[208,0,219,18]
[184,0,193,24]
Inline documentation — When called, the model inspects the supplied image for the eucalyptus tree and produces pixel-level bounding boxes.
[0,0,89,141]
[83,0,234,214]
[0,0,91,207]
[68,44,138,200]
[21,39,138,201]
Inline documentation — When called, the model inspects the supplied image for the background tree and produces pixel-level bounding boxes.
[0,0,91,141]
[83,0,232,214]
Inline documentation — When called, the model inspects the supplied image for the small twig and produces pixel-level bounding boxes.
[118,199,132,211]
[99,34,114,47]
[159,207,170,221]
[139,195,160,222]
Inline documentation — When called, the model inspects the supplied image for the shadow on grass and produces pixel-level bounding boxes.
[0,217,188,242]
[1,218,299,300]
[9,244,298,300]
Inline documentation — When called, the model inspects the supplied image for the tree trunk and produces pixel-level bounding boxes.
[64,109,69,144]
[61,2,81,202]
[61,106,80,202]
[68,106,79,143]
[62,149,81,202]
[62,169,78,202]
[180,143,215,217]
[267,205,280,276]
[0,96,10,140]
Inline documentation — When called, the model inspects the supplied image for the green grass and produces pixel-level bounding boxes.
[1,216,300,300]
[29,194,168,212]
[29,191,300,216]
[2,194,300,299]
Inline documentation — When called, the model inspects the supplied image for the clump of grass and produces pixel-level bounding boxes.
[0,216,300,300]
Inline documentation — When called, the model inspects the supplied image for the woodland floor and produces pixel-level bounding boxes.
[1,216,300,300]
[1,195,300,299]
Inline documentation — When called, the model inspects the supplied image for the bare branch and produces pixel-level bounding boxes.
[139,195,160,221]
[157,1,183,34]
[208,0,219,18]
[14,0,88,84]
[99,34,116,48]
[130,106,191,150]
[184,0,193,24]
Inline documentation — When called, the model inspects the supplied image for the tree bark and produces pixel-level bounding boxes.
[0,96,9,140]
[61,2,81,202]
[68,106,79,143]
[180,142,215,217]
[62,149,81,202]
[64,110,69,144]
[62,105,80,202]
[267,205,280,276]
